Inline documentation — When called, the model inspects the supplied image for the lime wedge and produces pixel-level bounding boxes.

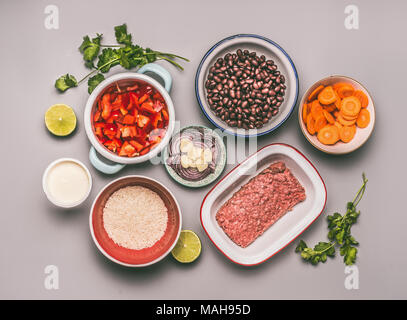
[45,104,77,136]
[171,230,201,263]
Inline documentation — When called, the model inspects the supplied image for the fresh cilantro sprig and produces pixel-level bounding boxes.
[55,23,189,93]
[295,174,368,266]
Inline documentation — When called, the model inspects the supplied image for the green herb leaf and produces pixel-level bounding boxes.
[79,34,102,64]
[97,48,120,73]
[114,24,132,46]
[87,73,105,94]
[295,174,367,267]
[55,74,78,92]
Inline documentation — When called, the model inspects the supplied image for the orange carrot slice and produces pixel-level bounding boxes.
[311,100,323,119]
[337,114,356,126]
[314,115,327,132]
[318,86,337,105]
[339,125,356,143]
[317,125,340,145]
[302,103,309,123]
[356,109,370,128]
[306,113,316,135]
[353,90,369,108]
[336,84,355,98]
[323,109,335,124]
[340,96,361,117]
[308,85,324,102]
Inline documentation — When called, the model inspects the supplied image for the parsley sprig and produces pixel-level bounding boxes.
[295,174,368,266]
[55,24,189,93]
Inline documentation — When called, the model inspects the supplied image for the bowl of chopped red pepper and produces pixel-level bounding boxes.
[84,64,175,174]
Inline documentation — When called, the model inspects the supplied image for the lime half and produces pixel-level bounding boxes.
[171,230,201,263]
[45,104,77,136]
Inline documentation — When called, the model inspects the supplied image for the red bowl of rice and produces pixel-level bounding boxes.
[90,175,182,267]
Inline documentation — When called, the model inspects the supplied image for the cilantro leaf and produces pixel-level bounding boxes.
[295,174,368,267]
[79,34,102,65]
[97,48,120,73]
[88,73,105,94]
[114,24,132,45]
[55,74,78,92]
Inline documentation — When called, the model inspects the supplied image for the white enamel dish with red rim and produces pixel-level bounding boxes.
[200,143,327,266]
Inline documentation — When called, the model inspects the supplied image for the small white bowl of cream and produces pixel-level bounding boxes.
[43,158,92,208]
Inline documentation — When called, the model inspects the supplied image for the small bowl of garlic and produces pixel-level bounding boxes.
[163,125,226,188]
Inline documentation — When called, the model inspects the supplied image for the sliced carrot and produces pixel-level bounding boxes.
[336,84,355,98]
[311,100,323,119]
[340,96,361,117]
[314,115,327,132]
[323,109,335,124]
[356,109,370,128]
[337,114,356,126]
[324,104,336,113]
[302,103,309,123]
[340,111,358,121]
[339,125,356,143]
[306,113,316,135]
[317,125,340,145]
[334,121,343,130]
[353,90,369,108]
[308,85,324,102]
[334,111,340,118]
[334,98,341,110]
[318,86,337,105]
[333,82,348,91]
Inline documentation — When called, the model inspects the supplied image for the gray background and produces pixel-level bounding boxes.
[0,0,405,299]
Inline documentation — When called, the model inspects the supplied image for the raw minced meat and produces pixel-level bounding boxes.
[216,161,306,248]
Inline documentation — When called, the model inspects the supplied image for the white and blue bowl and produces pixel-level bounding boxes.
[195,34,299,138]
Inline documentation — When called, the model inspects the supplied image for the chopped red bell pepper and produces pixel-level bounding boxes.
[101,94,112,120]
[123,114,135,125]
[137,114,150,128]
[129,140,144,152]
[140,101,156,113]
[138,94,149,104]
[161,109,169,121]
[151,112,162,128]
[94,111,101,122]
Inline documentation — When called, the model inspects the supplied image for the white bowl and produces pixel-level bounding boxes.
[200,143,326,266]
[84,65,175,173]
[42,158,92,208]
[299,75,376,154]
[195,34,299,137]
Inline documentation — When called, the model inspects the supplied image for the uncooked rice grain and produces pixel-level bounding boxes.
[103,186,168,250]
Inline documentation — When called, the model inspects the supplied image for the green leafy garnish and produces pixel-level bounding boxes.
[87,73,105,94]
[79,34,102,66]
[295,174,368,266]
[54,74,78,92]
[54,23,189,93]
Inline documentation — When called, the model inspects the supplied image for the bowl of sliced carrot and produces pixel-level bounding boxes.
[299,75,375,155]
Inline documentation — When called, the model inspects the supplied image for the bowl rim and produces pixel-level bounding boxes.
[84,72,175,164]
[298,75,376,155]
[89,175,182,267]
[42,158,92,208]
[200,143,327,266]
[195,34,299,138]
[162,124,227,188]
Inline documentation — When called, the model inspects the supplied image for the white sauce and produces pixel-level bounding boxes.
[46,161,90,205]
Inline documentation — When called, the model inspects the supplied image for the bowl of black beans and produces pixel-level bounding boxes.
[195,34,299,137]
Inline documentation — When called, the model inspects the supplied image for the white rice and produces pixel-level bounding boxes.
[103,186,168,250]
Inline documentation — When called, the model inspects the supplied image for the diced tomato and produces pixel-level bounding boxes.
[138,94,149,104]
[137,115,150,128]
[94,111,101,122]
[120,106,128,115]
[129,140,144,152]
[140,101,156,113]
[122,141,136,156]
[161,109,169,121]
[122,115,135,125]
[151,112,162,128]
[101,94,112,120]
[153,100,165,113]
